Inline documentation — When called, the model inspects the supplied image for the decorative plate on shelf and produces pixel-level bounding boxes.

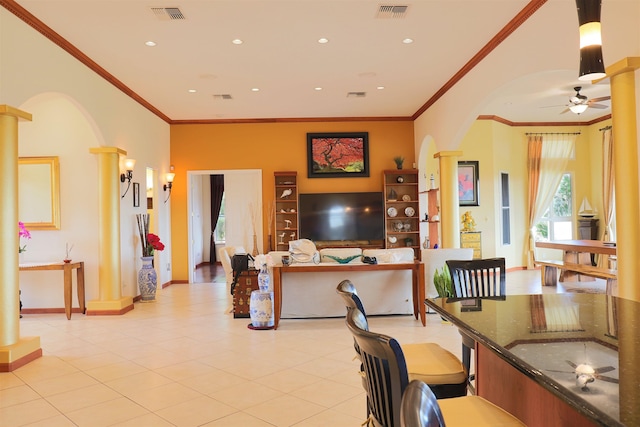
[388,236,397,244]
[387,207,398,218]
[404,207,415,217]
[402,194,411,202]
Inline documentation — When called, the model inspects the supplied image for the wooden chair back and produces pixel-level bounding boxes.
[446,257,506,299]
[400,380,446,427]
[345,308,409,427]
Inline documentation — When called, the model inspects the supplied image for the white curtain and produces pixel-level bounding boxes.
[527,134,576,267]
[598,128,616,268]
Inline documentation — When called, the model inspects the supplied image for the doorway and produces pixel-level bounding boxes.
[187,169,263,283]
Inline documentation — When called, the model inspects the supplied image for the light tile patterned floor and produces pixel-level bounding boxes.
[1,269,602,426]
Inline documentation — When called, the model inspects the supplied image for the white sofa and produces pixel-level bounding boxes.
[268,247,416,318]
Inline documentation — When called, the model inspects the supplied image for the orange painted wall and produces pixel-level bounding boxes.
[169,120,415,280]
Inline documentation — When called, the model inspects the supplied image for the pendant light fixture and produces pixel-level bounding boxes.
[576,0,606,81]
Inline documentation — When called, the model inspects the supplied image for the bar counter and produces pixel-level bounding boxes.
[425,294,639,427]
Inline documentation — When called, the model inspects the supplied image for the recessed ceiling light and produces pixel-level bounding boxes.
[251,88,260,92]
[377,86,385,90]
[232,39,243,45]
[402,38,414,44]
[188,89,197,93]
[145,41,157,47]
[315,87,323,91]
[318,38,329,44]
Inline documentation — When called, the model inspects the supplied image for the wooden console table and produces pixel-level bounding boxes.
[272,261,425,330]
[19,261,85,320]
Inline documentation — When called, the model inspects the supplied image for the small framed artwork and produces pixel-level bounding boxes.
[133,182,140,207]
[307,132,369,178]
[460,298,482,312]
[458,161,479,206]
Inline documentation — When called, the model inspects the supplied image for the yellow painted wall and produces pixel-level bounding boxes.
[170,120,414,280]
[455,120,607,267]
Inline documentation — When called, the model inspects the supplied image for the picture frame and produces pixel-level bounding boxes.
[458,161,479,206]
[133,182,140,207]
[307,132,369,178]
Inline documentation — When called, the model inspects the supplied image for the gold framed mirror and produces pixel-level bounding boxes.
[19,156,61,230]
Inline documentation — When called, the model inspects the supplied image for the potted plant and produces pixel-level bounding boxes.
[433,264,453,298]
[433,264,453,323]
[393,156,404,170]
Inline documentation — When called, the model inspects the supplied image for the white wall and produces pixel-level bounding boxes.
[2,10,171,307]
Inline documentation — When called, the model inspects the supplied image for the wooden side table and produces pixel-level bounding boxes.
[19,261,85,320]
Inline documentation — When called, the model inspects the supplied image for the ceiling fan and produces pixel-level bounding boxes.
[560,86,611,115]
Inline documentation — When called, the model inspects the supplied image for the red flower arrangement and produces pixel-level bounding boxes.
[136,214,165,257]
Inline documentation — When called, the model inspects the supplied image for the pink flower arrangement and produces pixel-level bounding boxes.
[136,214,165,257]
[18,221,31,253]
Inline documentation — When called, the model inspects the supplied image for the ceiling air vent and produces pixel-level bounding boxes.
[347,92,366,98]
[376,5,409,19]
[150,7,186,20]
[213,94,233,100]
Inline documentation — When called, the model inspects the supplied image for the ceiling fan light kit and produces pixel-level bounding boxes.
[569,103,589,114]
[576,0,606,81]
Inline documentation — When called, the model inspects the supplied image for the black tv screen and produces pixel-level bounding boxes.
[299,192,384,242]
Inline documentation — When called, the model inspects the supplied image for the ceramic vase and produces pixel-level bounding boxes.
[257,264,270,292]
[138,256,157,302]
[250,291,274,327]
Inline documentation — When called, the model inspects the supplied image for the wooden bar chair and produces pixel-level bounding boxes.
[445,258,506,393]
[337,280,468,400]
[400,379,526,427]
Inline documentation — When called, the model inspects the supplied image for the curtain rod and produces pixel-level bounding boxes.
[599,125,612,131]
[525,132,581,135]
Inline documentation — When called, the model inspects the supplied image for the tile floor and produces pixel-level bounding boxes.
[1,268,605,426]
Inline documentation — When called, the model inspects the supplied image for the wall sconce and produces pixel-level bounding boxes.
[163,172,175,203]
[576,0,606,81]
[120,158,136,198]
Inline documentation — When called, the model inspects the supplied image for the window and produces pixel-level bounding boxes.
[501,173,511,245]
[214,193,226,242]
[535,173,573,241]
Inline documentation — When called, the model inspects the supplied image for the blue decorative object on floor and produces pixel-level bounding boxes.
[138,256,157,301]
[250,291,274,328]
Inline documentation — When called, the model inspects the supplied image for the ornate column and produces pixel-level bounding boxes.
[607,57,640,302]
[87,147,133,314]
[0,105,42,372]
[434,151,463,248]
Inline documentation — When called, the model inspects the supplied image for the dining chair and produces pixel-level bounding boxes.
[445,257,506,393]
[337,280,468,400]
[400,379,525,427]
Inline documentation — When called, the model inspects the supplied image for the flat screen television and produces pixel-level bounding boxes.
[299,192,384,242]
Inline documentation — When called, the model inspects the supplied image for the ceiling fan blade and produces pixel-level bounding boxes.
[596,375,619,384]
[559,107,570,115]
[594,366,616,374]
[540,104,566,109]
[590,96,611,103]
[589,103,608,109]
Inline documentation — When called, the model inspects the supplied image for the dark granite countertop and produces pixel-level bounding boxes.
[425,294,640,427]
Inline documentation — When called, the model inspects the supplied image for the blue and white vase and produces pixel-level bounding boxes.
[257,264,270,292]
[250,291,274,328]
[138,256,157,302]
